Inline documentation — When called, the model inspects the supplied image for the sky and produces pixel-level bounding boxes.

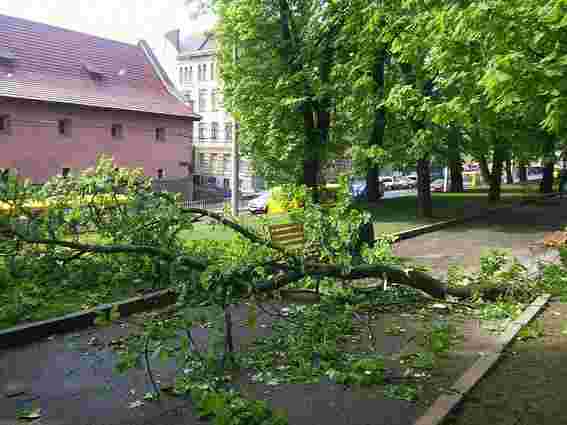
[0,0,216,79]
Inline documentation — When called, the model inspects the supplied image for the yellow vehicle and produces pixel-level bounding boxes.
[248,184,341,215]
[0,194,130,216]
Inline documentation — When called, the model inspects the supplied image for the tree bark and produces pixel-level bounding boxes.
[255,262,513,302]
[366,48,386,202]
[541,160,555,193]
[416,156,433,217]
[518,160,528,183]
[478,154,490,186]
[505,158,514,184]
[366,167,380,201]
[488,146,505,202]
[448,127,464,192]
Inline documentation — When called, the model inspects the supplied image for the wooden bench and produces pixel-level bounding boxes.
[268,223,306,252]
[268,223,326,296]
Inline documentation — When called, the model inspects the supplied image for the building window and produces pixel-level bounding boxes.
[0,115,11,134]
[225,123,232,141]
[223,154,231,171]
[157,169,164,179]
[211,122,218,140]
[62,168,70,178]
[202,64,207,81]
[197,64,202,81]
[199,89,207,112]
[189,66,193,82]
[210,62,215,81]
[207,176,216,185]
[223,178,230,190]
[57,119,71,137]
[179,67,183,85]
[198,123,207,140]
[210,153,217,171]
[218,91,224,108]
[155,127,166,142]
[111,123,123,139]
[184,67,188,83]
[199,153,206,168]
[211,90,217,111]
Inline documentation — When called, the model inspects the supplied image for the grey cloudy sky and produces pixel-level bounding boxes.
[0,0,215,78]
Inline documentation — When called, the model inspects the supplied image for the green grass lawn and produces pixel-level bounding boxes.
[181,183,542,241]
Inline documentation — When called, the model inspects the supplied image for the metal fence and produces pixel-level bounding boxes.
[179,198,251,212]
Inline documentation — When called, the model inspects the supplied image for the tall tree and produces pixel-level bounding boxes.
[217,0,344,197]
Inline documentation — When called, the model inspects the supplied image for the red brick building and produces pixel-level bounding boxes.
[0,14,199,198]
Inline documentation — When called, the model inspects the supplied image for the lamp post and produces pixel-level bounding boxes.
[231,42,240,216]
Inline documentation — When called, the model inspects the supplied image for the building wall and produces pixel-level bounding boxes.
[0,98,194,187]
[176,51,262,194]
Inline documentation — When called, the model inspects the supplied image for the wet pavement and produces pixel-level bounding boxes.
[394,199,567,278]
[2,199,566,425]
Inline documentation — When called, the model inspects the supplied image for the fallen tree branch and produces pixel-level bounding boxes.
[180,208,286,253]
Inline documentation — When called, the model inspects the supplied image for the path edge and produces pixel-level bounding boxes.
[394,192,563,242]
[413,293,551,425]
[0,289,178,350]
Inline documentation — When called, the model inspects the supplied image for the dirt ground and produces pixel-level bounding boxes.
[443,300,567,425]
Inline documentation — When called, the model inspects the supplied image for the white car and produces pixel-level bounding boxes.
[380,176,396,190]
[248,191,270,214]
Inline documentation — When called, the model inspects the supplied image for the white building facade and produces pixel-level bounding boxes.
[166,31,262,197]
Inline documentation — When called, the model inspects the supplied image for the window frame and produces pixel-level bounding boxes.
[0,114,11,134]
[198,123,207,140]
[155,127,166,142]
[111,123,124,140]
[57,118,72,138]
[224,122,232,142]
[199,89,207,112]
[211,122,218,140]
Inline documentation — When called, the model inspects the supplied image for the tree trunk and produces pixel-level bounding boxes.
[505,158,514,184]
[366,167,380,202]
[366,48,387,202]
[416,156,433,217]
[518,161,528,183]
[541,160,555,193]
[448,127,464,192]
[478,154,490,186]
[488,147,505,202]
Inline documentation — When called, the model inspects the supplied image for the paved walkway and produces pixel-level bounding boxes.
[2,198,566,425]
[394,198,567,277]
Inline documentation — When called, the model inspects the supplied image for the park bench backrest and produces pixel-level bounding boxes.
[268,223,305,251]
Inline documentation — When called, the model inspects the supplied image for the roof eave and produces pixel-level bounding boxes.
[0,93,202,120]
[177,49,216,60]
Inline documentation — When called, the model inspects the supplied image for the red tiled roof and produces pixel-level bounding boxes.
[0,14,198,119]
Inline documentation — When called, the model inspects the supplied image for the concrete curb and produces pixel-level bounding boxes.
[0,289,178,350]
[393,192,564,242]
[413,293,551,425]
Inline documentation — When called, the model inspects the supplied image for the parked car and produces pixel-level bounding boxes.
[248,191,271,214]
[350,179,385,200]
[397,177,414,189]
[380,176,396,191]
[247,184,343,215]
[430,178,445,192]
